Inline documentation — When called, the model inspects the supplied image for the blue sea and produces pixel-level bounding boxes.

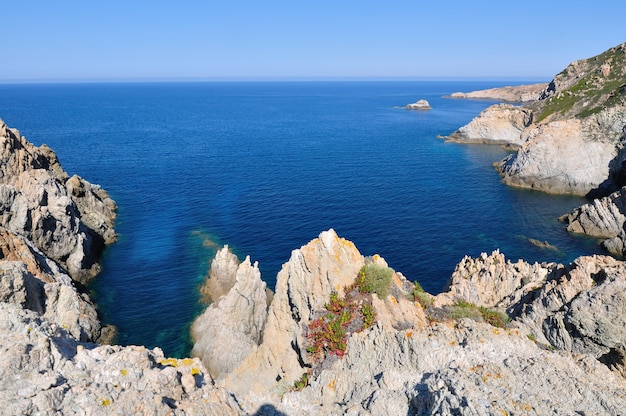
[0,81,602,356]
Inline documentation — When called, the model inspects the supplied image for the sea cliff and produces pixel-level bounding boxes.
[447,43,626,197]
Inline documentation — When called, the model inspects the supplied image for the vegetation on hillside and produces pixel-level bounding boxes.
[535,44,626,122]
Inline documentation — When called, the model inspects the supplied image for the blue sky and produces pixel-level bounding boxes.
[3,1,625,82]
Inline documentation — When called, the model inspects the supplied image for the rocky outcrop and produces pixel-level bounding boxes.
[0,302,240,415]
[561,186,626,255]
[448,83,548,102]
[0,119,117,284]
[189,231,626,414]
[443,250,626,370]
[221,229,365,400]
[447,43,626,196]
[438,249,551,308]
[405,99,432,110]
[191,249,269,380]
[497,118,618,194]
[446,104,533,146]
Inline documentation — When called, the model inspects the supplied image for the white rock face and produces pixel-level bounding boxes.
[0,302,241,415]
[447,103,533,146]
[188,231,626,415]
[191,251,268,380]
[497,118,617,195]
[280,321,626,415]
[220,229,365,402]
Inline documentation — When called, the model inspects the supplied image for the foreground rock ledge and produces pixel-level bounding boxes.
[192,229,626,415]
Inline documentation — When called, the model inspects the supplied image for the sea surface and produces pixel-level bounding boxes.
[0,81,603,356]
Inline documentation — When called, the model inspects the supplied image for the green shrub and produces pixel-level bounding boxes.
[293,372,309,391]
[449,300,483,320]
[361,303,376,329]
[413,291,434,309]
[479,306,510,328]
[356,263,394,299]
[446,300,510,328]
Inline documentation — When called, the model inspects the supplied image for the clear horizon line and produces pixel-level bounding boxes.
[0,75,552,85]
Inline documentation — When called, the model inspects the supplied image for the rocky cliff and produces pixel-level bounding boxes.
[191,230,626,415]
[0,119,241,415]
[0,120,117,284]
[447,43,626,197]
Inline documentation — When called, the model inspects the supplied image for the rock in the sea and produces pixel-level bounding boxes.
[562,186,626,255]
[0,120,117,283]
[405,99,432,110]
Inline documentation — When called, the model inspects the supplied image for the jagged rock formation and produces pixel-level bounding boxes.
[448,83,548,102]
[191,231,626,415]
[191,249,269,379]
[561,185,626,255]
[444,251,626,373]
[221,230,366,400]
[0,302,240,415]
[447,43,626,196]
[0,120,117,284]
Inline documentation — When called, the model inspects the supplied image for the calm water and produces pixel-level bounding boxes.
[0,81,602,356]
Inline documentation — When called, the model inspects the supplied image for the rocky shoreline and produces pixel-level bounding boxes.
[2,43,626,415]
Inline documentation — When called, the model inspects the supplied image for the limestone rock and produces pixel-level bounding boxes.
[448,83,548,102]
[405,99,432,110]
[191,251,268,379]
[0,302,241,415]
[0,119,117,283]
[220,229,365,402]
[192,231,626,414]
[198,245,240,303]
[440,249,550,308]
[0,229,101,342]
[496,118,617,195]
[446,104,533,146]
[562,186,626,255]
[279,321,626,415]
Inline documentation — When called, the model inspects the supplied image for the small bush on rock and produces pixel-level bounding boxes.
[354,263,394,299]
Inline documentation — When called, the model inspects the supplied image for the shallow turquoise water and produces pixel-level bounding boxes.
[0,81,602,356]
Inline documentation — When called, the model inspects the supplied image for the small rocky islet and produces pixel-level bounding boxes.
[2,42,626,415]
